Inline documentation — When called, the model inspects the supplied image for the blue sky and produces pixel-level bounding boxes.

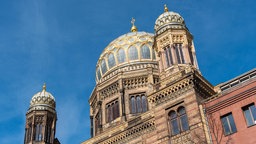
[0,0,255,143]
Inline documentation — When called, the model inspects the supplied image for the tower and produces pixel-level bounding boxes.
[24,84,58,144]
[154,4,199,80]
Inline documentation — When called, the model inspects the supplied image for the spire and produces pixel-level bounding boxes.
[42,83,46,91]
[164,4,169,12]
[130,17,138,32]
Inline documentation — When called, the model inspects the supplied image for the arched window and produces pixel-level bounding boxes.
[136,96,142,113]
[117,49,126,63]
[128,46,138,60]
[169,111,180,135]
[178,106,189,131]
[100,59,107,75]
[141,95,148,112]
[174,43,185,64]
[130,93,148,114]
[169,107,189,136]
[131,97,136,114]
[106,100,120,123]
[108,53,116,69]
[141,45,151,59]
[96,67,101,80]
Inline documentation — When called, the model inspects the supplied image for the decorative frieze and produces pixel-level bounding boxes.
[99,81,119,99]
[148,78,193,105]
[159,36,170,48]
[123,76,148,89]
[172,35,184,43]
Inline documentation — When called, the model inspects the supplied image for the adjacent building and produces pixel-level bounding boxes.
[204,69,256,144]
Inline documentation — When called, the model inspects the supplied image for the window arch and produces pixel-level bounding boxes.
[35,123,42,141]
[106,99,120,123]
[141,45,151,59]
[107,53,116,69]
[136,96,142,113]
[100,59,107,75]
[128,46,138,60]
[117,49,126,63]
[96,67,101,80]
[141,95,148,113]
[168,106,189,136]
[169,111,180,135]
[178,106,189,131]
[174,43,185,64]
[131,97,136,114]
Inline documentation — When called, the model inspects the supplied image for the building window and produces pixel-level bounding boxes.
[243,103,256,126]
[168,106,189,136]
[107,53,116,69]
[141,45,151,59]
[96,67,101,80]
[178,107,189,131]
[174,43,185,64]
[188,45,194,65]
[128,46,138,60]
[163,45,174,68]
[117,49,126,63]
[106,100,120,123]
[46,117,53,143]
[221,113,237,135]
[35,123,42,141]
[130,93,148,114]
[100,59,107,75]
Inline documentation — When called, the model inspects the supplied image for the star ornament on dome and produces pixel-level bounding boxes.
[131,17,135,26]
[130,17,137,32]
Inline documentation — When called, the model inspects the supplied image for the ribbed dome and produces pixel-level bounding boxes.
[29,84,56,111]
[154,11,185,33]
[96,31,157,82]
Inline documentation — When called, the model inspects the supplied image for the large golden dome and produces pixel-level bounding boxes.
[96,31,157,83]
[28,84,56,112]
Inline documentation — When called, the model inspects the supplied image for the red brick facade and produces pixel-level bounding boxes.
[204,69,256,144]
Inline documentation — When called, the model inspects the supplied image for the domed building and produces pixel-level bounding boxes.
[82,5,216,144]
[24,84,60,144]
[23,4,256,144]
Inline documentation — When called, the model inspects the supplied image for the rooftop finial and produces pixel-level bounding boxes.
[42,83,46,91]
[130,17,138,32]
[164,4,169,12]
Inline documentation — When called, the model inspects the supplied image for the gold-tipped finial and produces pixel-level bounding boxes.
[130,17,138,32]
[42,83,46,91]
[164,4,169,12]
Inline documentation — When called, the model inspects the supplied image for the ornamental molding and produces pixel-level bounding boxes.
[148,77,193,106]
[123,76,148,90]
[99,81,119,100]
[99,118,155,144]
[98,62,158,84]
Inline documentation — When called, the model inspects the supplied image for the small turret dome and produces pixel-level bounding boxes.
[154,5,186,34]
[28,84,56,112]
